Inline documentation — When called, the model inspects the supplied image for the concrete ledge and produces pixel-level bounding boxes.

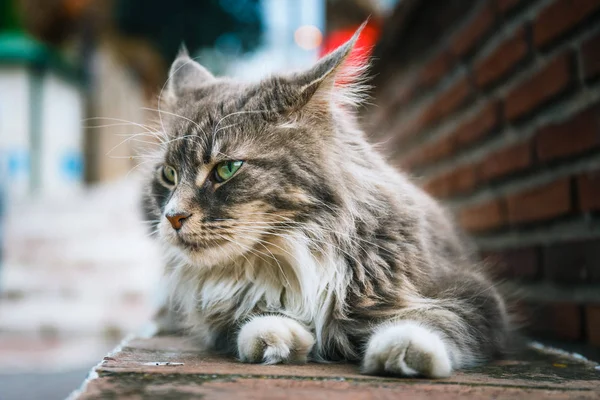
[72,335,600,399]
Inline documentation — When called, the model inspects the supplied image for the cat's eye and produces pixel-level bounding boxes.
[214,160,243,183]
[162,165,177,185]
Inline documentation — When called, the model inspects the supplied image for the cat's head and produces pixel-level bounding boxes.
[143,25,367,268]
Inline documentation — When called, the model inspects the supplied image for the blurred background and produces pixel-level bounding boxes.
[0,0,598,399]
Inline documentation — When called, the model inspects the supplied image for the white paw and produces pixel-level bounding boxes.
[362,321,452,378]
[237,315,315,364]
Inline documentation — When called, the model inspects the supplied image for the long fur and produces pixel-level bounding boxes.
[141,26,514,377]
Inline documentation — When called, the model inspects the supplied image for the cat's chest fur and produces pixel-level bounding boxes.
[167,238,347,347]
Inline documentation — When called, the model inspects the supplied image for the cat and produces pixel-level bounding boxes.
[142,24,513,378]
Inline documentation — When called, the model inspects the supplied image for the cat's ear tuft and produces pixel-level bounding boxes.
[289,20,369,111]
[177,43,190,58]
[304,21,364,83]
[167,46,214,99]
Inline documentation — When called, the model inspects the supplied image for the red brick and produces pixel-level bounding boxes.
[459,199,506,232]
[505,52,574,121]
[536,104,600,161]
[506,178,572,224]
[452,2,496,57]
[481,141,532,181]
[547,303,582,340]
[497,0,522,13]
[410,136,456,169]
[448,163,479,194]
[430,75,472,122]
[392,111,427,143]
[394,81,417,107]
[399,150,422,170]
[503,247,539,279]
[543,238,600,283]
[586,305,600,346]
[399,151,422,171]
[423,172,452,198]
[398,76,472,143]
[534,0,600,48]
[475,26,529,88]
[527,302,583,341]
[481,251,514,278]
[577,170,600,211]
[419,50,454,88]
[455,101,502,146]
[423,163,480,199]
[581,30,600,81]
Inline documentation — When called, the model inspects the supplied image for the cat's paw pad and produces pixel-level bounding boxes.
[237,316,315,364]
[362,322,452,378]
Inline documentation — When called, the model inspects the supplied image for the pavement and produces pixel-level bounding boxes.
[0,178,164,399]
[73,334,600,399]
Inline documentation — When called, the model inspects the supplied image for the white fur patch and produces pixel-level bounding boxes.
[163,225,349,357]
[362,321,452,378]
[237,315,315,364]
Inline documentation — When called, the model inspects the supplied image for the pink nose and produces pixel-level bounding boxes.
[166,212,191,230]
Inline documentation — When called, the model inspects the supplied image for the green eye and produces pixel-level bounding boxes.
[162,165,177,185]
[214,160,243,183]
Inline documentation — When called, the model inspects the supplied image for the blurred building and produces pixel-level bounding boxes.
[0,0,266,197]
[0,0,85,198]
[366,0,600,351]
[0,0,402,198]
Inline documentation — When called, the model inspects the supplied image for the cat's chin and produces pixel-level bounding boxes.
[171,240,243,269]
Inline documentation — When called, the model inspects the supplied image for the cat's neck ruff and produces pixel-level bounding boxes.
[165,230,346,336]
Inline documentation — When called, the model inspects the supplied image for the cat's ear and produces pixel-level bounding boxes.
[167,45,214,99]
[286,21,368,113]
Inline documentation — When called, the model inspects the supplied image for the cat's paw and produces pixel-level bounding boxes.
[237,315,315,364]
[362,321,452,378]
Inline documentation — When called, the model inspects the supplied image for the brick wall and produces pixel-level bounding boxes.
[367,0,600,347]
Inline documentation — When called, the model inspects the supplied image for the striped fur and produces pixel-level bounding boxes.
[142,27,514,377]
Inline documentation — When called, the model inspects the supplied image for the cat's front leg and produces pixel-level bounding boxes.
[237,315,315,364]
[362,321,453,378]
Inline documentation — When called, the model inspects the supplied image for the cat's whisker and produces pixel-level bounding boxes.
[105,133,165,157]
[83,122,151,130]
[212,109,271,134]
[143,227,161,238]
[141,107,208,137]
[232,225,363,272]
[126,159,156,177]
[213,122,241,136]
[210,231,266,271]
[83,117,155,134]
[159,134,202,147]
[226,214,395,255]
[216,230,295,288]
[108,155,161,160]
[222,225,321,274]
[229,219,389,261]
[255,240,292,288]
[138,220,161,224]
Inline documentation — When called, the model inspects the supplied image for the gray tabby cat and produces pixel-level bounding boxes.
[142,26,513,378]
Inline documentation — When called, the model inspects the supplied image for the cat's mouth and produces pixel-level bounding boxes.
[175,235,228,252]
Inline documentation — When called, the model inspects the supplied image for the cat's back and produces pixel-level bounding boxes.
[386,165,474,270]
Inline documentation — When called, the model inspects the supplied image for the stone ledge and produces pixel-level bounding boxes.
[72,335,600,399]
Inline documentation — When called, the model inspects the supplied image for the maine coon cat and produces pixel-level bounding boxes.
[142,26,513,378]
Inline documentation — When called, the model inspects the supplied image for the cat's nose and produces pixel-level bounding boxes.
[166,212,191,230]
